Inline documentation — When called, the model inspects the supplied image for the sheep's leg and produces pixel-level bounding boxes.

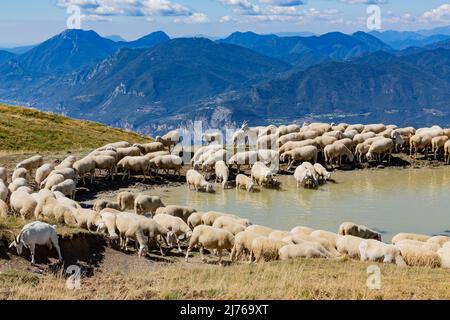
[185,248,190,262]
[29,243,36,264]
[52,239,63,261]
[158,241,165,256]
[177,238,182,253]
[218,249,223,266]
[200,246,206,262]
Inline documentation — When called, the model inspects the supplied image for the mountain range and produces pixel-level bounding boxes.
[1,27,450,134]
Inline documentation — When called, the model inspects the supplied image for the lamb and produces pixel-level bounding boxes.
[117,156,150,181]
[155,205,197,223]
[8,178,28,193]
[150,155,183,176]
[410,134,432,158]
[55,155,77,170]
[294,164,317,189]
[187,212,204,229]
[115,212,148,257]
[117,191,136,211]
[395,242,441,268]
[12,168,28,181]
[51,179,76,199]
[324,143,354,167]
[391,233,430,245]
[359,239,406,266]
[228,151,258,172]
[35,163,56,185]
[10,189,37,220]
[185,225,235,265]
[313,163,331,182]
[336,235,365,259]
[8,221,62,264]
[15,155,43,173]
[0,167,7,182]
[133,142,165,154]
[366,138,394,163]
[278,242,333,260]
[186,169,214,193]
[251,162,274,187]
[338,222,381,241]
[280,146,318,169]
[153,214,193,252]
[250,236,286,263]
[212,216,246,235]
[93,155,116,180]
[93,199,121,212]
[246,225,273,236]
[41,173,65,190]
[0,180,8,202]
[230,230,261,262]
[115,146,141,161]
[155,130,182,151]
[73,157,96,184]
[134,194,165,215]
[290,226,314,236]
[214,161,229,189]
[0,199,8,217]
[235,174,255,192]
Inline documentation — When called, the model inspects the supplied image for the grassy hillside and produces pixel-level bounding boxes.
[0,104,150,151]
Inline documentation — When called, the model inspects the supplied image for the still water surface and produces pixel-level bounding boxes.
[150,167,450,242]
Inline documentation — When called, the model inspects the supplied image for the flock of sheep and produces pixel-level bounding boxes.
[0,122,450,270]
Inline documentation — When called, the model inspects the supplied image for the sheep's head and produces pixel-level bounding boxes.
[366,151,374,161]
[138,242,149,258]
[247,182,255,192]
[155,136,163,143]
[324,171,332,180]
[8,231,24,255]
[166,231,178,248]
[205,183,214,193]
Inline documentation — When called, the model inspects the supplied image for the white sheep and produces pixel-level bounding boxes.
[437,247,450,268]
[230,230,261,262]
[35,163,56,185]
[134,194,165,215]
[290,226,314,236]
[186,169,214,193]
[115,212,149,257]
[8,221,62,264]
[8,178,28,193]
[93,199,121,212]
[15,155,43,173]
[117,156,150,181]
[155,205,197,223]
[154,214,193,252]
[117,191,136,211]
[150,155,183,176]
[187,212,204,229]
[155,130,182,152]
[185,225,235,265]
[115,146,142,161]
[338,222,381,241]
[395,242,441,268]
[144,150,170,160]
[214,160,229,189]
[228,151,258,172]
[409,134,432,158]
[366,138,394,163]
[212,216,246,235]
[251,162,274,187]
[278,242,333,260]
[279,139,316,154]
[41,173,65,190]
[427,235,450,247]
[395,239,440,252]
[201,211,241,227]
[246,225,273,236]
[51,179,76,199]
[51,168,77,181]
[93,155,116,180]
[336,235,365,259]
[12,168,28,181]
[280,146,318,169]
[324,143,354,167]
[133,142,165,154]
[391,233,430,245]
[134,214,177,255]
[359,239,406,266]
[73,157,96,185]
[312,163,331,182]
[294,164,317,189]
[72,208,102,231]
[236,174,255,192]
[201,149,228,172]
[191,145,224,165]
[250,236,286,263]
[55,155,77,170]
[309,230,340,248]
[10,188,38,220]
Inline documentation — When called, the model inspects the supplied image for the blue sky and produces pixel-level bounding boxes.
[1,0,450,46]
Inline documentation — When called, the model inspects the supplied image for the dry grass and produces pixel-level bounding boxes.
[0,104,150,152]
[1,257,449,300]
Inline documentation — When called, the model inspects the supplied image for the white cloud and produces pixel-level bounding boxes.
[339,0,388,4]
[220,15,235,23]
[220,0,262,15]
[422,4,450,23]
[174,12,210,24]
[259,0,306,6]
[57,0,192,17]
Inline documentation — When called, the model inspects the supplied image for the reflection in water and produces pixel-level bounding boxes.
[150,167,450,242]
